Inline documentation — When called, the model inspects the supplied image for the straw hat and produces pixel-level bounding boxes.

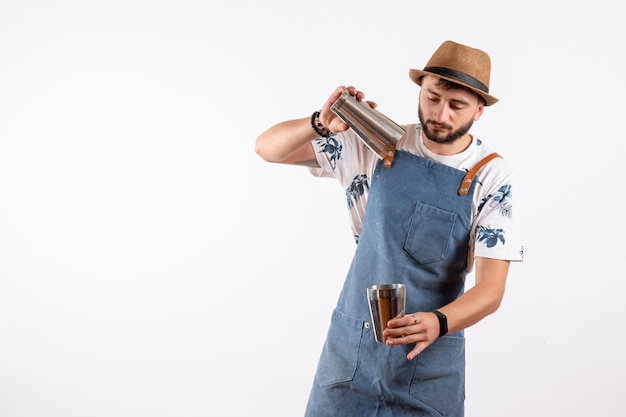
[409,40,498,106]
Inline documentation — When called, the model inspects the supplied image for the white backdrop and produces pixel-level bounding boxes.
[1,1,623,416]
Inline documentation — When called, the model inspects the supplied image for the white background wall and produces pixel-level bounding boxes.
[0,1,623,416]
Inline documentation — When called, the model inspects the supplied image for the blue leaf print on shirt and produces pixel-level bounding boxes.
[478,184,513,218]
[346,174,369,209]
[476,225,506,248]
[315,136,342,170]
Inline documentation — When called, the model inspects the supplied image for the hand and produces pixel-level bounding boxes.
[382,312,440,361]
[319,86,377,134]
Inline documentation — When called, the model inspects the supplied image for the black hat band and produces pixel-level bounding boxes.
[423,66,489,94]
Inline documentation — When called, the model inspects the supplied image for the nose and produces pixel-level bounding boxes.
[431,103,450,123]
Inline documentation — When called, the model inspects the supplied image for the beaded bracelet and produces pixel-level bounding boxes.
[310,110,333,138]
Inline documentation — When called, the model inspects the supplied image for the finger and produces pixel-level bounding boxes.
[386,332,412,346]
[384,328,424,346]
[333,85,347,97]
[388,314,418,328]
[407,343,428,361]
[322,86,346,111]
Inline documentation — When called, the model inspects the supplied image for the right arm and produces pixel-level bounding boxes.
[254,86,375,167]
[254,116,321,167]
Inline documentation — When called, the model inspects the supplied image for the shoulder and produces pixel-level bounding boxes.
[472,140,515,181]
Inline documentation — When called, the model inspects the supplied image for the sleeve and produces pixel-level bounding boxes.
[308,134,342,179]
[308,131,376,186]
[471,160,525,263]
[308,130,379,242]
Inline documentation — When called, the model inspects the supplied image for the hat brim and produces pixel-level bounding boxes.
[409,69,499,106]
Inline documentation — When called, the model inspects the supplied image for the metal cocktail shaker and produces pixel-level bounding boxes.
[331,89,405,168]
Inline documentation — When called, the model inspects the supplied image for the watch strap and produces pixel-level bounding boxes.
[432,310,448,337]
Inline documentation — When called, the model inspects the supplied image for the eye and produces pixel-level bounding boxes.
[449,102,467,111]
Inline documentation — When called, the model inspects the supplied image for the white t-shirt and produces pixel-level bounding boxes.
[310,123,524,272]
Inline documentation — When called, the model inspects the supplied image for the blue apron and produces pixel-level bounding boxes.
[305,150,478,417]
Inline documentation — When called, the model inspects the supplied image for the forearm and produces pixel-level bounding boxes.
[383,258,510,360]
[255,117,319,165]
[439,258,510,334]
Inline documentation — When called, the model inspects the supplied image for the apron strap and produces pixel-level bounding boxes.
[458,152,501,195]
[382,144,397,168]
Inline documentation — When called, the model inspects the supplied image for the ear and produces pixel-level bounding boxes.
[473,101,485,121]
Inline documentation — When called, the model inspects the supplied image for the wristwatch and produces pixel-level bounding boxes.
[432,310,448,338]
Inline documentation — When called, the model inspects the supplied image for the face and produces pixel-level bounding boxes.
[417,75,484,145]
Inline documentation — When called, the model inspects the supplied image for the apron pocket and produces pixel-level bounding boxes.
[409,336,465,415]
[315,309,364,388]
[404,203,457,264]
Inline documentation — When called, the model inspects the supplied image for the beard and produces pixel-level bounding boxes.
[418,106,474,145]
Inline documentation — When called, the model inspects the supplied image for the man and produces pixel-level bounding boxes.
[255,40,523,417]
